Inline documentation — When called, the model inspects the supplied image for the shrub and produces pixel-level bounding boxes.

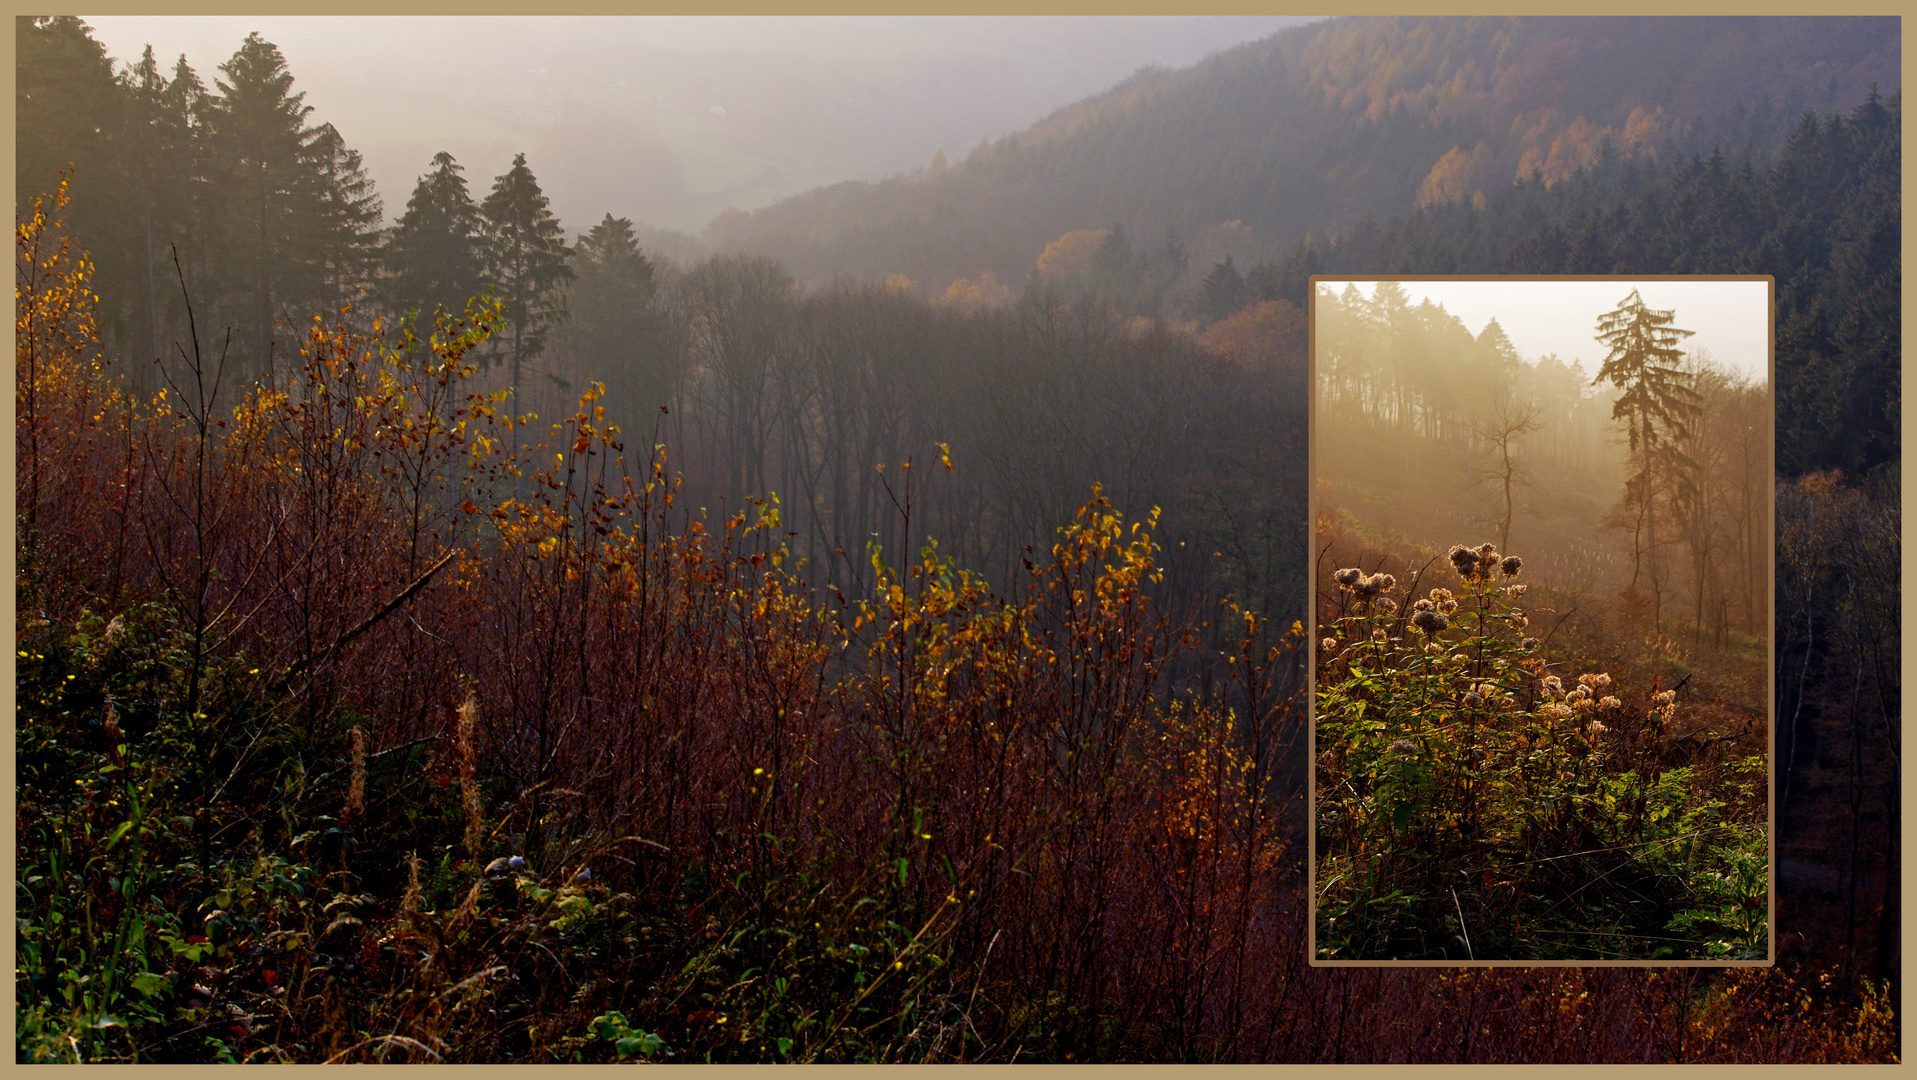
[1314,542,1768,961]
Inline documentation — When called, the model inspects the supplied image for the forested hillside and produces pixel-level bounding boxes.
[1266,91,1900,481]
[703,16,1898,294]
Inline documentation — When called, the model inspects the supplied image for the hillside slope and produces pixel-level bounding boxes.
[706,16,1899,293]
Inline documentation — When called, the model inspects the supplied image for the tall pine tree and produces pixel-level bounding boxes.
[17,17,136,354]
[563,213,673,431]
[381,151,488,335]
[16,17,121,213]
[480,152,573,406]
[205,33,379,377]
[303,121,382,314]
[1593,289,1701,625]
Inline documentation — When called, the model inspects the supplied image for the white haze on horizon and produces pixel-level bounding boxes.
[79,15,1326,241]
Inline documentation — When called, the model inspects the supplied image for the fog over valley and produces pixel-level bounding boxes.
[78,15,1320,237]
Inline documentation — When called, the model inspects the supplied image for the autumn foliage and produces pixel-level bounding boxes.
[13,194,1896,1063]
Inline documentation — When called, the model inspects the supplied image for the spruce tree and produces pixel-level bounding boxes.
[480,152,573,406]
[204,33,315,375]
[303,122,382,314]
[565,213,672,429]
[17,18,135,353]
[1593,289,1701,625]
[205,33,379,377]
[16,17,121,212]
[1200,255,1244,323]
[382,151,488,335]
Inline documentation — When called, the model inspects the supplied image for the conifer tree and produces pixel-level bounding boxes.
[565,213,673,429]
[15,17,121,214]
[303,122,382,312]
[204,33,316,374]
[382,151,488,335]
[1593,289,1700,624]
[1200,255,1244,323]
[1091,223,1144,307]
[205,33,379,377]
[16,18,134,352]
[480,152,573,406]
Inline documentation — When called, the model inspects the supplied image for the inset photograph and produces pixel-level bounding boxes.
[1309,278,1773,963]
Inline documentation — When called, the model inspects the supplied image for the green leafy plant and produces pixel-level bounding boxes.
[1315,542,1768,961]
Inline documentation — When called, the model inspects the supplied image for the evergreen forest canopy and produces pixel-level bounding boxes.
[13,12,1902,1064]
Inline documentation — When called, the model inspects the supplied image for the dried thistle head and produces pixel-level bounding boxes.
[1506,584,1528,598]
[1334,567,1362,588]
[1388,739,1420,758]
[1448,545,1480,578]
[1353,572,1396,603]
[1321,637,1338,654]
[1501,555,1523,577]
[1463,692,1484,708]
[1412,597,1434,612]
[1521,636,1540,651]
[1542,674,1564,696]
[1410,608,1448,636]
[1600,695,1622,711]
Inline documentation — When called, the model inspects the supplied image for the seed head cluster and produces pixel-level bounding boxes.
[1333,567,1397,604]
[1447,542,1524,583]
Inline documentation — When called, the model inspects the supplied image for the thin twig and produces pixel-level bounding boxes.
[1452,888,1474,961]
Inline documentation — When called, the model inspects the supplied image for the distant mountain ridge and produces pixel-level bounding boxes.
[705,16,1899,294]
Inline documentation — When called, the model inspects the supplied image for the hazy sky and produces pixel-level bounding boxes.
[80,15,1322,237]
[1318,279,1772,385]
